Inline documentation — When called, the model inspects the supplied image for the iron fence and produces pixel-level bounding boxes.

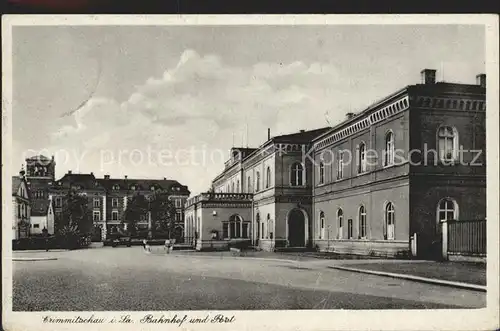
[447,219,486,256]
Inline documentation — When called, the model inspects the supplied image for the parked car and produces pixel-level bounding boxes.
[107,235,131,247]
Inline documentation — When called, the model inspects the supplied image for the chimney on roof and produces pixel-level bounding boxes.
[300,130,305,133]
[19,166,25,179]
[421,69,437,85]
[68,170,72,175]
[90,172,94,176]
[346,112,355,120]
[124,175,128,179]
[267,128,271,140]
[104,175,110,180]
[164,177,167,180]
[476,73,486,88]
[51,155,55,161]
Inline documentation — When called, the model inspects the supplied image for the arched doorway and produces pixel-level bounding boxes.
[173,225,184,243]
[287,209,306,247]
[91,225,102,242]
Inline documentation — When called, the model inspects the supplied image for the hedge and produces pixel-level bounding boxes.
[12,235,91,251]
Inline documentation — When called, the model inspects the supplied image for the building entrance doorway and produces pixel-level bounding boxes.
[288,209,305,247]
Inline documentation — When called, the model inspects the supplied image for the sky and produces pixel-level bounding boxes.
[11,24,485,195]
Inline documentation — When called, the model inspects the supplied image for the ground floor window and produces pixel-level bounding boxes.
[93,211,101,221]
[337,208,343,239]
[384,202,395,240]
[437,198,459,234]
[319,211,325,239]
[348,219,353,239]
[112,210,119,221]
[222,215,249,239]
[358,205,367,239]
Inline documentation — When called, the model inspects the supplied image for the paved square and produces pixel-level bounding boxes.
[12,248,486,311]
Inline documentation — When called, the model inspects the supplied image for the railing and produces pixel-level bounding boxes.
[447,219,486,256]
[185,192,253,208]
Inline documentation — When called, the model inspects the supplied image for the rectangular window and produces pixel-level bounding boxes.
[229,222,236,238]
[222,222,229,239]
[93,211,101,221]
[175,212,181,221]
[348,219,353,239]
[55,197,62,208]
[175,199,181,208]
[112,198,118,207]
[140,215,146,222]
[112,211,118,221]
[235,222,241,238]
[337,152,344,180]
[93,198,100,208]
[33,224,40,228]
[242,223,249,238]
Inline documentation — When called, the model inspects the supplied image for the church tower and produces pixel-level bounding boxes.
[25,155,56,180]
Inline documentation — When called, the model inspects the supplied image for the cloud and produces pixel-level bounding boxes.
[48,49,349,194]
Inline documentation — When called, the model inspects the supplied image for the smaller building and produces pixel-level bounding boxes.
[25,155,57,234]
[12,171,31,239]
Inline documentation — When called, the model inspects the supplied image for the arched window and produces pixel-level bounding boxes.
[227,184,230,192]
[347,218,353,239]
[337,151,344,180]
[266,167,271,189]
[384,131,395,166]
[357,142,367,174]
[224,215,248,239]
[236,180,240,193]
[437,198,459,233]
[255,171,261,192]
[358,205,367,238]
[319,211,325,239]
[337,208,344,239]
[291,163,304,186]
[319,162,325,184]
[231,182,235,192]
[437,126,459,162]
[247,176,251,193]
[384,202,395,240]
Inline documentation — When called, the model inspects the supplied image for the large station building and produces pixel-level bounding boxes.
[184,69,486,258]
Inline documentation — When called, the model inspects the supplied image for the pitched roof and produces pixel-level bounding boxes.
[54,173,105,191]
[12,176,22,196]
[96,178,189,194]
[272,127,332,143]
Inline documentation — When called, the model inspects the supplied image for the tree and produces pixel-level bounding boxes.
[149,190,177,239]
[122,193,148,236]
[59,189,91,235]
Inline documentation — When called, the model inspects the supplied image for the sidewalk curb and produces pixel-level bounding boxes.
[329,266,486,292]
[11,257,58,261]
[168,253,300,264]
[13,250,68,253]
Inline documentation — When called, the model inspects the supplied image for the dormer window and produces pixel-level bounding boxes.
[113,184,120,190]
[151,186,156,191]
[130,185,136,191]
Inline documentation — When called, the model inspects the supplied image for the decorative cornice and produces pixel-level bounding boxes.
[315,96,410,151]
[413,96,485,111]
[202,202,252,208]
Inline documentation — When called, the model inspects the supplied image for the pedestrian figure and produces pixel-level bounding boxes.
[143,239,151,252]
[42,227,49,252]
[165,239,174,254]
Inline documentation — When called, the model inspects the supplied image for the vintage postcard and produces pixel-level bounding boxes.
[2,14,499,331]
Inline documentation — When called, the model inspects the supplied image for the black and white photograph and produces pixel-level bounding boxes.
[2,15,499,331]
